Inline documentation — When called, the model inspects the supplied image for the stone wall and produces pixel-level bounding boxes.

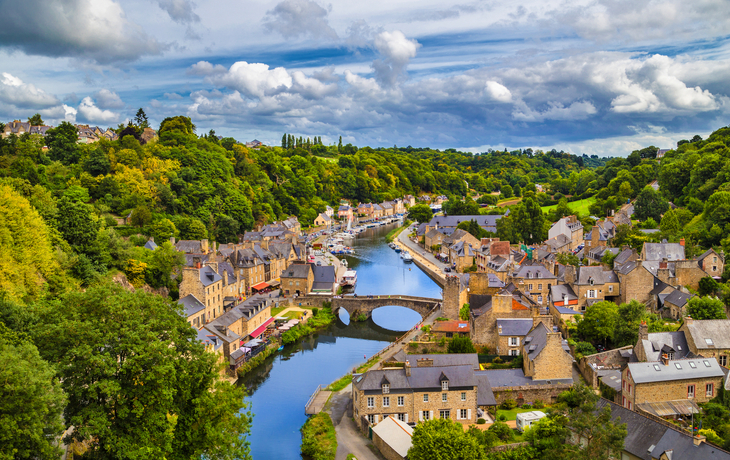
[578,346,632,388]
[528,332,573,380]
[443,275,463,320]
[618,265,654,305]
[491,382,573,405]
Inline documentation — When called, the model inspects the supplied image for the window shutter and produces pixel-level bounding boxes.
[405,413,408,423]
[456,410,460,420]
[374,415,378,424]
[419,411,423,422]
[516,338,520,346]
[430,411,433,420]
[468,409,471,420]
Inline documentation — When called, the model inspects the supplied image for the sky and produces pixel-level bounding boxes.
[1,0,729,156]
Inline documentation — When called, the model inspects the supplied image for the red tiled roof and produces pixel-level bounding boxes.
[512,299,529,311]
[432,320,470,333]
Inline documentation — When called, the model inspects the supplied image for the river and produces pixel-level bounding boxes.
[239,222,441,459]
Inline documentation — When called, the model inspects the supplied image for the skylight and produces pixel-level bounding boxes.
[706,338,714,346]
[674,363,682,370]
[653,364,661,371]
[704,360,712,367]
[689,362,696,368]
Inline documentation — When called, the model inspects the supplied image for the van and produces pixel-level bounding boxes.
[516,411,546,432]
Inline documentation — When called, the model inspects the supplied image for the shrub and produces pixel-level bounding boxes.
[421,325,431,333]
[301,413,337,460]
[492,357,503,364]
[422,347,429,354]
[487,421,513,442]
[409,342,418,349]
[497,414,507,422]
[477,418,486,424]
[312,307,319,316]
[500,399,517,410]
[576,341,597,356]
[532,400,544,409]
[104,216,118,227]
[522,404,531,409]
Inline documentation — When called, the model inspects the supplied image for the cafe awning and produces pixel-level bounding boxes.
[250,317,276,338]
[268,279,281,287]
[251,282,269,291]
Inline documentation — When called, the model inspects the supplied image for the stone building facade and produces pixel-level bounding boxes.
[179,262,224,322]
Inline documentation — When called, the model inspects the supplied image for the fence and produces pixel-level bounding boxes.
[304,384,322,414]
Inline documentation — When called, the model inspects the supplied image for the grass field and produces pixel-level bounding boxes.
[495,407,542,421]
[541,196,597,216]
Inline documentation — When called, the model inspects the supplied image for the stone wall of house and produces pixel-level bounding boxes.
[528,332,573,380]
[676,261,707,291]
[628,375,723,407]
[619,266,654,305]
[578,347,632,388]
[492,383,573,405]
[700,253,724,279]
[412,387,478,424]
[443,275,464,320]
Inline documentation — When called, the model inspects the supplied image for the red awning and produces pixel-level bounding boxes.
[250,316,276,338]
[251,282,270,291]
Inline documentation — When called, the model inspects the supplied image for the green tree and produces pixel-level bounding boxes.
[612,300,646,347]
[83,147,111,176]
[145,241,185,289]
[178,217,208,240]
[63,184,91,203]
[57,196,99,249]
[408,204,433,223]
[448,336,477,353]
[699,276,720,297]
[457,219,488,239]
[0,322,66,459]
[408,418,484,460]
[459,303,470,320]
[687,296,726,320]
[556,252,580,269]
[501,184,513,198]
[634,186,669,222]
[149,218,178,242]
[27,113,44,126]
[578,301,619,345]
[46,121,80,164]
[130,205,153,227]
[35,284,253,460]
[550,198,573,221]
[134,108,150,128]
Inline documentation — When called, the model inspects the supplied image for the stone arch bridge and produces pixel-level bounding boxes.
[331,295,441,320]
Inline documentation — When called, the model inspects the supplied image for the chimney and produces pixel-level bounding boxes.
[680,238,685,247]
[659,258,668,269]
[694,435,706,446]
[685,316,694,325]
[564,265,576,285]
[661,353,669,366]
[193,256,201,269]
[149,236,155,242]
[638,321,648,342]
[498,325,503,334]
[405,361,411,377]
[170,236,176,245]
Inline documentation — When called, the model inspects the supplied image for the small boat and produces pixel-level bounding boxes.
[341,270,357,287]
[388,242,396,249]
[394,247,402,253]
[341,258,348,267]
[277,345,284,351]
[403,252,413,263]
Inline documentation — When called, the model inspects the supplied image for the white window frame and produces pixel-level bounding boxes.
[397,396,404,406]
[367,414,375,424]
[440,410,450,419]
[588,289,596,298]
[442,393,447,402]
[509,337,519,346]
[422,410,430,421]
[460,409,468,420]
[382,384,389,394]
[509,349,520,356]
[707,383,714,397]
[461,392,466,401]
[688,385,695,398]
[538,284,542,290]
[441,381,449,391]
[383,396,390,407]
[423,394,429,403]
[367,397,374,408]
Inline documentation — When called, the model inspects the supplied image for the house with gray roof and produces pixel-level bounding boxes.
[144,239,158,250]
[523,322,574,381]
[634,322,692,362]
[311,264,336,293]
[426,214,504,235]
[642,242,685,261]
[680,318,730,367]
[178,294,206,328]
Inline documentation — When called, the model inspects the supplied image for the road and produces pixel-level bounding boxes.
[329,385,386,460]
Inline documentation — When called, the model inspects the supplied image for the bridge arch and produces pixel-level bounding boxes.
[330,295,441,321]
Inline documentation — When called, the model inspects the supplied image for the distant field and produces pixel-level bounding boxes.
[541,196,596,216]
[315,156,338,163]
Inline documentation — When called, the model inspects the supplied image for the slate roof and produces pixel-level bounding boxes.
[684,320,730,349]
[596,399,730,460]
[550,283,578,304]
[199,265,222,287]
[218,262,236,285]
[478,368,571,388]
[475,373,497,406]
[469,294,493,317]
[614,248,635,266]
[184,253,210,267]
[281,264,312,279]
[496,318,533,336]
[664,289,693,308]
[371,416,413,457]
[144,240,158,250]
[353,365,478,392]
[513,263,556,279]
[404,354,480,370]
[627,357,724,384]
[416,222,428,236]
[312,264,336,283]
[178,294,205,317]
[427,214,503,232]
[450,240,475,257]
[576,265,617,285]
[425,228,444,240]
[488,273,505,288]
[524,322,550,362]
[599,369,622,392]
[176,240,204,253]
[545,234,571,250]
[643,242,685,261]
[639,331,691,362]
[699,248,721,262]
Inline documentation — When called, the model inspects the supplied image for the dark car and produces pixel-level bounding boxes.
[444,267,451,272]
[316,261,322,266]
[596,344,606,352]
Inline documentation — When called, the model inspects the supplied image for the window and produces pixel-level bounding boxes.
[623,396,627,408]
[460,409,468,420]
[622,380,625,390]
[422,411,430,421]
[442,381,449,391]
[688,385,695,398]
[706,338,714,346]
[689,361,697,368]
[367,397,374,408]
[538,284,542,290]
[707,383,714,397]
[509,337,519,346]
[588,290,596,298]
[383,396,390,407]
[720,356,727,367]
[367,414,375,424]
[713,266,718,272]
[537,295,543,304]
[581,304,586,312]
[674,363,682,370]
[423,394,429,403]
[509,349,520,356]
[397,396,404,406]
[704,360,712,367]
[628,384,631,395]
[609,285,614,293]
[397,413,406,422]
[382,384,390,394]
[528,284,533,291]
[461,392,467,401]
[440,410,450,419]
[442,393,447,402]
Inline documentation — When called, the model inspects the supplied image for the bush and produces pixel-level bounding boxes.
[447,336,477,354]
[522,403,531,409]
[301,413,337,460]
[532,400,544,409]
[497,414,507,422]
[312,307,319,316]
[492,357,503,364]
[409,342,418,349]
[500,399,517,410]
[477,418,486,424]
[421,325,431,333]
[104,216,118,227]
[576,341,597,356]
[422,347,429,354]
[487,421,513,442]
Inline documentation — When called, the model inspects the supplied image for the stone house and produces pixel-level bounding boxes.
[617,261,656,305]
[424,215,504,237]
[698,248,724,279]
[621,356,725,411]
[280,263,314,296]
[613,247,638,272]
[448,241,476,272]
[216,261,246,306]
[371,416,412,460]
[596,399,730,460]
[357,203,374,217]
[372,203,384,218]
[563,265,620,311]
[548,283,583,330]
[311,264,337,294]
[392,198,406,214]
[583,219,615,252]
[642,242,685,262]
[179,262,224,322]
[338,205,353,220]
[313,213,331,227]
[633,322,691,363]
[229,247,267,294]
[547,215,583,251]
[468,287,537,349]
[679,318,730,367]
[475,239,511,272]
[509,263,557,306]
[381,201,394,216]
[352,358,481,431]
[544,234,571,253]
[179,294,206,328]
[325,205,334,217]
[432,320,471,339]
[404,195,416,207]
[424,229,445,251]
[200,322,241,376]
[662,289,694,320]
[496,318,533,356]
[523,322,574,381]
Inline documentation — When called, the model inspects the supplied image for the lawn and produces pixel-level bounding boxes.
[495,407,543,421]
[541,196,596,216]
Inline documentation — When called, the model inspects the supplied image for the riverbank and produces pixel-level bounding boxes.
[394,228,446,287]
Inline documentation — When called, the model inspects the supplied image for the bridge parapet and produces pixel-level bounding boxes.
[331,295,441,320]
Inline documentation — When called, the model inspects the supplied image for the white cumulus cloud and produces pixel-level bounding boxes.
[372,31,420,87]
[78,96,120,123]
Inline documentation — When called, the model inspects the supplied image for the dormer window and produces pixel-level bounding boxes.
[441,381,449,391]
[382,384,390,394]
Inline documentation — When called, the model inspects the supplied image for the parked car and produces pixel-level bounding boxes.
[596,344,606,352]
[444,267,451,273]
[316,261,322,266]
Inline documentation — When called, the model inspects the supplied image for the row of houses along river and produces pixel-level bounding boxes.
[239,221,442,459]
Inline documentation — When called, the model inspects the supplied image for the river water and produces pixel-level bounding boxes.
[239,222,441,460]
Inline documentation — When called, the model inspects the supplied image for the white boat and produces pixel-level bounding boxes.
[403,252,413,263]
[341,270,357,287]
[340,258,348,267]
